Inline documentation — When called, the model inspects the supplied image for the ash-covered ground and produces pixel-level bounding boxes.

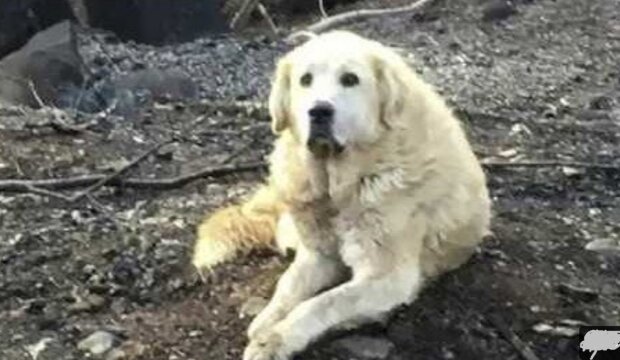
[1,0,619,359]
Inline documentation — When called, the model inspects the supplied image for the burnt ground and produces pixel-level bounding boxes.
[1,0,619,359]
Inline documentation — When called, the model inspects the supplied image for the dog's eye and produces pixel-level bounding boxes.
[300,73,313,87]
[340,72,360,87]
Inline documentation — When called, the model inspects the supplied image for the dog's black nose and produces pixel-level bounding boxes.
[308,102,334,123]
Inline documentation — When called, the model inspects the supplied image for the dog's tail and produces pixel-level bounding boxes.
[192,185,285,270]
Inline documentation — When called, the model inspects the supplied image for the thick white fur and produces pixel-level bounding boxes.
[242,31,491,360]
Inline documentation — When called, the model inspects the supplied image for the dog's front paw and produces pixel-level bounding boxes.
[243,332,291,360]
[247,307,286,339]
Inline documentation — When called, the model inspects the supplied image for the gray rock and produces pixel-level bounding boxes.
[0,20,84,108]
[0,0,76,58]
[331,335,395,359]
[78,330,116,355]
[585,238,620,254]
[104,68,197,115]
[588,94,615,110]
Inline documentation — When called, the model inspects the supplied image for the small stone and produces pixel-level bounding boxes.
[239,297,269,319]
[543,104,558,118]
[67,300,91,313]
[588,95,614,110]
[585,238,620,254]
[498,148,518,158]
[509,123,532,137]
[331,336,395,359]
[577,109,611,121]
[188,330,203,338]
[482,0,517,22]
[78,331,117,355]
[156,145,175,161]
[532,322,579,337]
[560,319,588,327]
[68,293,106,313]
[83,264,97,275]
[87,294,106,308]
[441,347,456,359]
[25,337,54,360]
[105,341,145,360]
[168,278,184,292]
[556,283,599,303]
[106,348,126,360]
[530,305,542,313]
[561,166,582,177]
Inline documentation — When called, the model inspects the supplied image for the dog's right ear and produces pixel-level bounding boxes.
[268,58,292,135]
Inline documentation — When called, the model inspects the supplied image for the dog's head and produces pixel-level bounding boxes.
[269,31,410,159]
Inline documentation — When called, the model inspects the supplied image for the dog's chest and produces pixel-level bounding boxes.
[295,198,366,259]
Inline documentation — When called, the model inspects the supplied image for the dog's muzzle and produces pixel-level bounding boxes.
[306,102,344,158]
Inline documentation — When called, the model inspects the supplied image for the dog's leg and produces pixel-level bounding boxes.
[248,245,344,339]
[243,262,422,360]
[244,206,427,360]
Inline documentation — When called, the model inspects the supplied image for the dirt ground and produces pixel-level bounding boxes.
[1,0,619,359]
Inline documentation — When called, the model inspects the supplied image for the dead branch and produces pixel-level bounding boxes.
[24,81,97,134]
[11,140,174,202]
[231,0,260,30]
[67,139,175,202]
[120,162,267,190]
[2,157,617,199]
[257,3,280,36]
[488,315,541,360]
[23,184,75,201]
[0,162,267,194]
[43,108,95,134]
[27,81,46,108]
[319,0,328,18]
[481,159,619,170]
[47,119,92,135]
[288,0,436,42]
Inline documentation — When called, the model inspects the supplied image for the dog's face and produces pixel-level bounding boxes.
[269,32,403,159]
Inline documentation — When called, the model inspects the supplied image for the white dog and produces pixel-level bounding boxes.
[193,31,491,360]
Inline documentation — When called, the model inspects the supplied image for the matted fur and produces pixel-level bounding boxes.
[193,31,491,360]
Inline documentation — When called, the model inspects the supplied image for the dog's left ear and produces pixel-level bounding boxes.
[373,50,409,129]
[269,57,292,135]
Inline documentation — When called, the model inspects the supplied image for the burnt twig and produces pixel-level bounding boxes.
[488,315,541,360]
[8,140,173,202]
[231,0,260,29]
[319,0,328,18]
[25,81,97,134]
[67,139,175,202]
[23,184,75,201]
[2,157,618,197]
[27,81,46,108]
[481,159,619,170]
[0,162,267,194]
[288,0,436,42]
[257,2,279,36]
